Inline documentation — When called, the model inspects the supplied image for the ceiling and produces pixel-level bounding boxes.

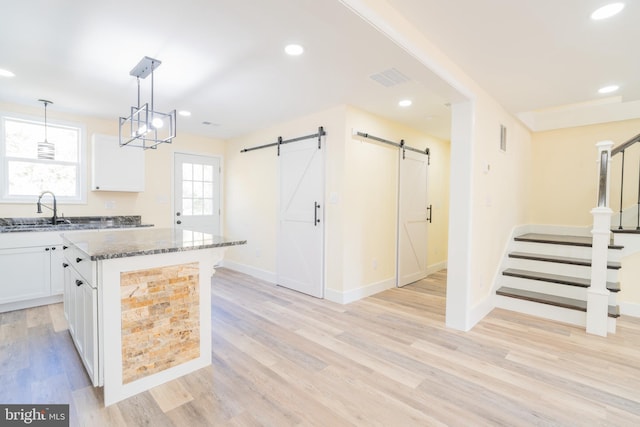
[1,1,637,142]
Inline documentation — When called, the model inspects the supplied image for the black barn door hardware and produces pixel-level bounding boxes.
[354,131,430,164]
[427,204,433,223]
[240,126,326,156]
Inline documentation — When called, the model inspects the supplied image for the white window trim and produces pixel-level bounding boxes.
[0,110,87,204]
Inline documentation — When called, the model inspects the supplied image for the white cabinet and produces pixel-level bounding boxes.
[63,244,100,387]
[0,246,50,304]
[0,233,66,310]
[91,133,145,192]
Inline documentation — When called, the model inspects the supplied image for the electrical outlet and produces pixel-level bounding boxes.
[372,259,378,270]
[104,200,116,210]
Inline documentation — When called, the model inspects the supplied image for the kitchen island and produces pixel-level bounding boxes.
[60,227,245,406]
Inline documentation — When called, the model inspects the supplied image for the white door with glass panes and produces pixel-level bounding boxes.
[173,153,221,235]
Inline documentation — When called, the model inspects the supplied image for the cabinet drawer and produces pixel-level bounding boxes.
[63,244,95,285]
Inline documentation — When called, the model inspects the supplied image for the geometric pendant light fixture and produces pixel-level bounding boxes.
[118,56,176,149]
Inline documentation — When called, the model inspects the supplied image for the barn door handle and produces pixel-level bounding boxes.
[426,204,433,223]
[314,202,321,226]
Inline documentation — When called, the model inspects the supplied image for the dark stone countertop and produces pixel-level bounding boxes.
[0,216,152,233]
[61,227,246,261]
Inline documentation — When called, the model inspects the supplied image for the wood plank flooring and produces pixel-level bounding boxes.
[1,268,640,426]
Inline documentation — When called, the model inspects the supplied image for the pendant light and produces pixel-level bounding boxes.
[118,56,176,149]
[37,99,55,160]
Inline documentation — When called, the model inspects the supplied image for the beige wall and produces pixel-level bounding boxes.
[345,108,449,290]
[468,97,533,304]
[223,104,450,299]
[0,102,225,227]
[530,118,640,227]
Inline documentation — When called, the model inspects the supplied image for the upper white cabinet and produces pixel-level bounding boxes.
[91,134,145,192]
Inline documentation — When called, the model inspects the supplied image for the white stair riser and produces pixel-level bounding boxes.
[499,276,618,305]
[512,241,622,262]
[506,258,619,283]
[495,295,617,333]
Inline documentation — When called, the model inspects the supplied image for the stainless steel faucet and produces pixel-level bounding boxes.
[36,191,57,225]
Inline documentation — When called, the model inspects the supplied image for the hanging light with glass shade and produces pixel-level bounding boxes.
[119,56,176,149]
[37,99,55,160]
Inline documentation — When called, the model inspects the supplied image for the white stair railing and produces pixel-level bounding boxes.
[588,140,614,336]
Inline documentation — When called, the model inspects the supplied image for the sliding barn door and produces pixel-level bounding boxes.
[277,139,324,298]
[397,149,429,287]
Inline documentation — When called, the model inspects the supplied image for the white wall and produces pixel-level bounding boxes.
[0,102,225,227]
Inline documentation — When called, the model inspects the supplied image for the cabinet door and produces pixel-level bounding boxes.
[0,246,50,304]
[92,133,145,192]
[63,262,73,325]
[50,245,65,295]
[67,266,99,386]
[79,281,99,385]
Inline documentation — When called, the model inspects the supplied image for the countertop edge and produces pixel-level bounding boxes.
[87,240,247,261]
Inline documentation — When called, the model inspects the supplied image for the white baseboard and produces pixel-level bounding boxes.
[219,260,277,284]
[325,277,396,304]
[426,261,447,276]
[0,294,63,314]
[468,295,495,330]
[620,301,640,318]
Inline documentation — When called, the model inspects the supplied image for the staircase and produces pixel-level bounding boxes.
[495,232,622,332]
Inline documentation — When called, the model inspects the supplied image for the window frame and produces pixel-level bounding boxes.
[0,110,87,204]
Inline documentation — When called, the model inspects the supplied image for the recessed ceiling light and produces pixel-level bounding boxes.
[178,110,191,117]
[398,99,412,107]
[284,44,304,56]
[591,3,625,20]
[598,85,620,94]
[0,68,15,78]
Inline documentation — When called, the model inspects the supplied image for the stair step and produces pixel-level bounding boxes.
[508,252,621,270]
[612,228,640,234]
[514,233,623,250]
[502,268,620,292]
[496,287,620,318]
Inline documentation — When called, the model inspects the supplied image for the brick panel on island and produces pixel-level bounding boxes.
[121,262,200,384]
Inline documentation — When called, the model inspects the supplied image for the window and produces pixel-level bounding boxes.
[182,162,215,216]
[1,112,86,203]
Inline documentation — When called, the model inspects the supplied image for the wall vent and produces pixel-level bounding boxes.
[369,68,410,87]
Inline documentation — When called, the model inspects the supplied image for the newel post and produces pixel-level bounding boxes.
[587,140,614,336]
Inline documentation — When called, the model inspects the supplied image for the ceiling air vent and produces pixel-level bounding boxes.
[369,68,410,87]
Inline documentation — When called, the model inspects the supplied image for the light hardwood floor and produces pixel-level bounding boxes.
[1,268,640,426]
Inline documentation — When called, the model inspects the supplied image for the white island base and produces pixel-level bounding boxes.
[100,248,220,406]
[61,228,245,407]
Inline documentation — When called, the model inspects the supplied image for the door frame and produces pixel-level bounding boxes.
[171,151,224,233]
